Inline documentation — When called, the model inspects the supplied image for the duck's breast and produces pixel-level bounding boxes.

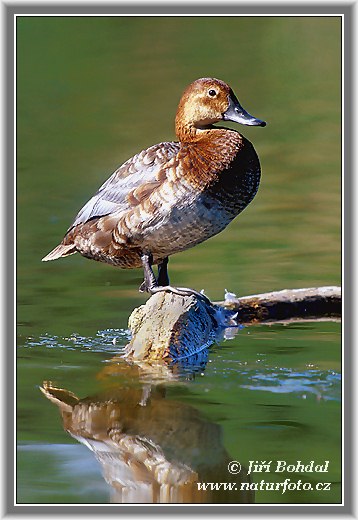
[205,136,261,216]
[122,137,261,260]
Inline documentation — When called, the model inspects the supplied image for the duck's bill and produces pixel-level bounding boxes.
[223,96,266,127]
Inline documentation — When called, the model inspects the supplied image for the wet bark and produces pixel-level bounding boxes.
[217,286,342,323]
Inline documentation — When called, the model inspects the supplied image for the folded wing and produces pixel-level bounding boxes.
[42,141,180,261]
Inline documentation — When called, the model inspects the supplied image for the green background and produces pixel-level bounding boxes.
[17,16,341,504]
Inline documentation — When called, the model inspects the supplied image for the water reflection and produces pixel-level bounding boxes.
[40,361,253,504]
[24,319,341,504]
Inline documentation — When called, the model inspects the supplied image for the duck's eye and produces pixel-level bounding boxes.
[208,89,217,97]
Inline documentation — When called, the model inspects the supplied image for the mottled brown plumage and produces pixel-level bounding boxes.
[42,77,266,291]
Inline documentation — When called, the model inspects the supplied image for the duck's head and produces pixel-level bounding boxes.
[175,77,266,140]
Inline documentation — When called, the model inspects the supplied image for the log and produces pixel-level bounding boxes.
[217,285,342,323]
[124,286,341,363]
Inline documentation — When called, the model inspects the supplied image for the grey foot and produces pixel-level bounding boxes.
[139,280,147,293]
[149,285,212,305]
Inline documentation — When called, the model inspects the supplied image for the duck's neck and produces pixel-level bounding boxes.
[175,118,220,142]
[176,126,243,189]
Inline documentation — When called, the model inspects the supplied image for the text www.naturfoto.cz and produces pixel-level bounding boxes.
[197,479,332,494]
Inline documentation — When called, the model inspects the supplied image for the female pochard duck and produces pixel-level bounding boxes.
[43,78,266,294]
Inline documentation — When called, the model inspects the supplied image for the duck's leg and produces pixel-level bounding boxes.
[139,253,157,293]
[139,256,169,292]
[157,257,169,286]
[140,254,211,305]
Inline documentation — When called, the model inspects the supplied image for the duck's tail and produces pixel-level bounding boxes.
[42,243,77,262]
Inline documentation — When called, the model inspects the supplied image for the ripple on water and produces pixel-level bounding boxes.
[22,329,131,356]
[239,367,341,401]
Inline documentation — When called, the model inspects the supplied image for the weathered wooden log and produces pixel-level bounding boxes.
[124,286,341,363]
[218,285,342,323]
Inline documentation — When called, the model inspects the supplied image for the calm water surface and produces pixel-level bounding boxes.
[16,16,341,504]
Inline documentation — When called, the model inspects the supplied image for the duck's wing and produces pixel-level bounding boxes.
[69,141,180,231]
[42,141,180,262]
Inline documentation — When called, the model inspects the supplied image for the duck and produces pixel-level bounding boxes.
[42,77,266,295]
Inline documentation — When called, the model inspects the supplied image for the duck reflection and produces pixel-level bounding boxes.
[40,362,253,504]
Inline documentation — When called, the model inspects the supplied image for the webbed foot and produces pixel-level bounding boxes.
[149,285,212,305]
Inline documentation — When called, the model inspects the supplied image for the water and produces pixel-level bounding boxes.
[17,322,341,504]
[16,16,341,504]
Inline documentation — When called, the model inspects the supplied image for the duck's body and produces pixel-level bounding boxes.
[43,78,265,291]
